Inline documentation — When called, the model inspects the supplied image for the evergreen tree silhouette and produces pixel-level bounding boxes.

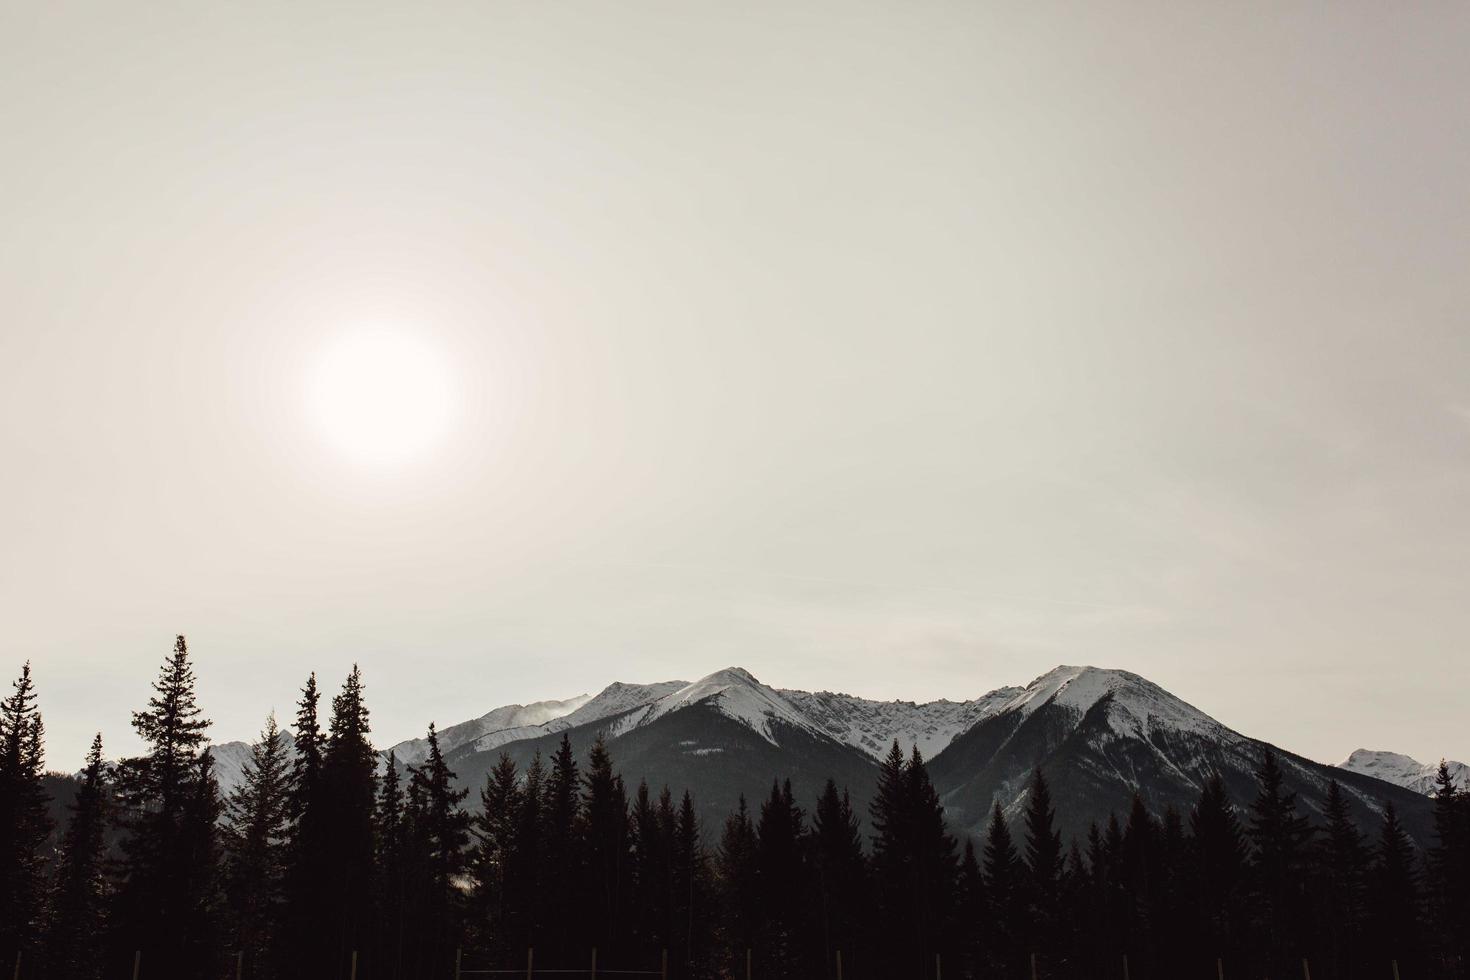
[321,665,379,979]
[1246,747,1314,979]
[955,839,986,980]
[43,733,109,980]
[222,714,291,980]
[469,753,521,964]
[580,734,630,965]
[375,753,409,977]
[630,780,670,961]
[755,779,805,979]
[541,733,581,965]
[1022,768,1063,973]
[1189,772,1247,969]
[278,672,332,976]
[904,747,957,978]
[110,635,215,980]
[716,795,759,978]
[1429,760,1469,975]
[672,790,714,980]
[1367,801,1423,978]
[1315,780,1368,980]
[982,802,1022,978]
[0,661,50,970]
[807,779,868,980]
[401,724,470,979]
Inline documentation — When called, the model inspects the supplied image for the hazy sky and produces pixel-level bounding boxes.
[3,2,1467,769]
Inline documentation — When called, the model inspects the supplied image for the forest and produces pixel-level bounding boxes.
[2,637,1467,980]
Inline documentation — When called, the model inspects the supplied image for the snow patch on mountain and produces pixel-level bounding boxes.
[780,686,1022,760]
[389,695,593,765]
[1338,749,1468,796]
[627,668,822,746]
[1000,665,1226,740]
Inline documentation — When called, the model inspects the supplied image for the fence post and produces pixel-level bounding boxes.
[11,951,19,980]
[1031,952,1038,980]
[1122,953,1130,980]
[836,949,843,980]
[591,947,597,980]
[455,948,462,980]
[1392,961,1400,980]
[349,951,358,980]
[131,950,141,980]
[745,948,751,980]
[661,948,668,980]
[1217,957,1224,980]
[1302,958,1311,980]
[526,947,534,980]
[935,952,941,980]
[235,949,243,980]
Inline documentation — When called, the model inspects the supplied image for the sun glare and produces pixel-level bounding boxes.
[307,330,454,466]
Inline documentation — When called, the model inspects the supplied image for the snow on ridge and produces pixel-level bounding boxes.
[1338,749,1469,796]
[642,668,820,746]
[1002,665,1225,739]
[779,685,1023,760]
[390,694,594,765]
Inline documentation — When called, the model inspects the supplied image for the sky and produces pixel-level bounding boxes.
[2,1,1467,769]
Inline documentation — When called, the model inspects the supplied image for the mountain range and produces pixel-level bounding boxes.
[208,665,1461,848]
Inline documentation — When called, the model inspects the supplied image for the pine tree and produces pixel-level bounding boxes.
[1189,772,1247,967]
[807,780,868,979]
[469,753,521,963]
[672,791,714,980]
[982,802,1022,978]
[0,662,51,969]
[375,754,409,977]
[1021,768,1063,973]
[1367,802,1423,977]
[1246,747,1314,979]
[580,734,630,964]
[43,733,110,980]
[1428,760,1469,974]
[109,635,216,980]
[716,795,759,978]
[955,839,985,980]
[755,779,805,979]
[904,747,958,978]
[867,741,911,976]
[541,733,581,965]
[404,724,471,978]
[630,780,670,960]
[178,750,227,977]
[278,673,331,977]
[1315,780,1368,980]
[321,665,379,978]
[1119,796,1159,976]
[222,715,292,980]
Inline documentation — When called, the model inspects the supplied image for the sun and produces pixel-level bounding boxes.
[307,329,455,466]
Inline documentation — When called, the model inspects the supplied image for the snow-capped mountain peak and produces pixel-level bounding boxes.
[999,665,1224,739]
[1337,749,1468,796]
[636,668,821,746]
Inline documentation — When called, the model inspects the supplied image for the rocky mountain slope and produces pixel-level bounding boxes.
[1338,749,1468,796]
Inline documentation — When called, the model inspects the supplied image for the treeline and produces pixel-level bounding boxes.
[2,638,1469,980]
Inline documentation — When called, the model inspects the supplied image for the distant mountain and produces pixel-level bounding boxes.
[443,668,879,834]
[202,663,1445,848]
[209,730,297,795]
[926,666,1437,845]
[1338,749,1469,796]
[383,694,593,766]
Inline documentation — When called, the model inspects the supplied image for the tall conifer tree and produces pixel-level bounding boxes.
[110,635,215,980]
[43,733,109,980]
[0,662,50,967]
[222,715,291,978]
